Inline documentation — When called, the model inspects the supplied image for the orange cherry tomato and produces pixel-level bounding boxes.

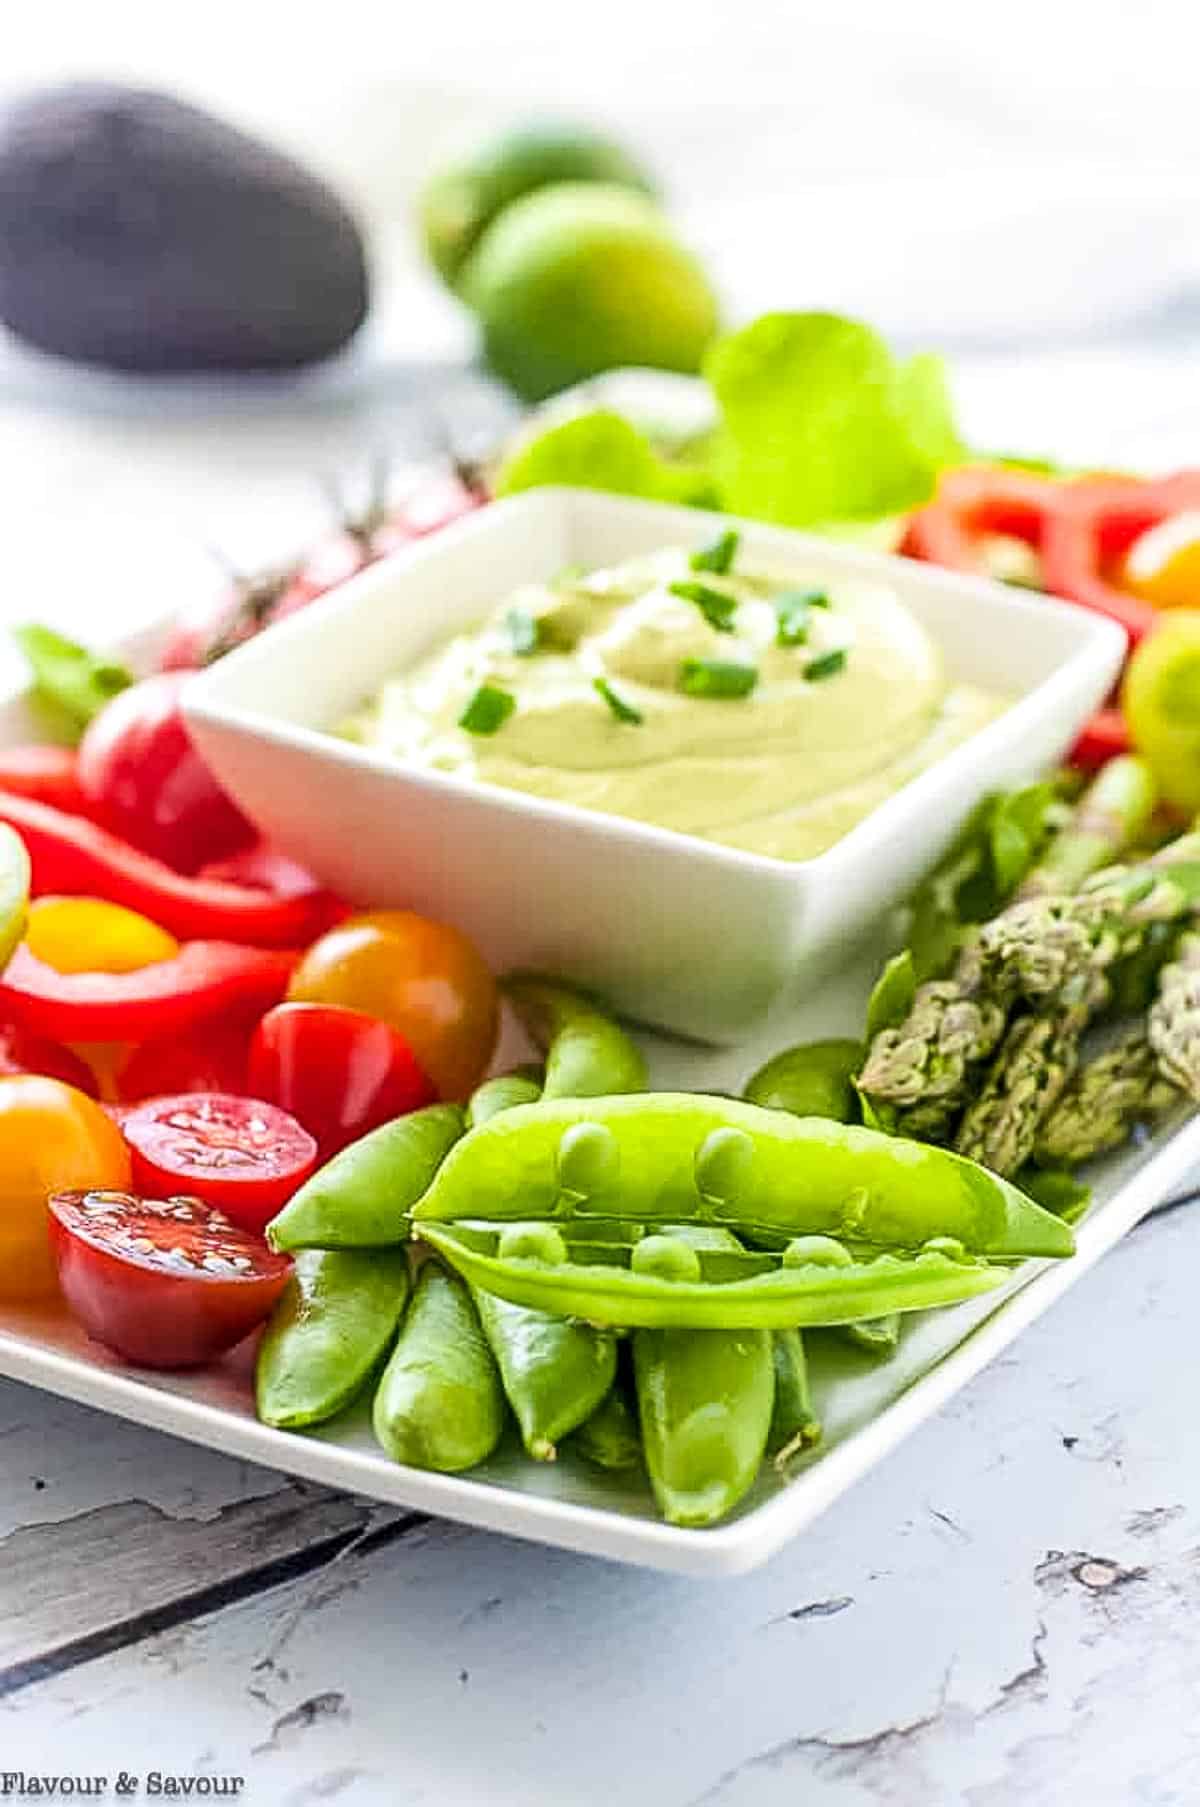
[0,1075,130,1299]
[287,910,498,1100]
[1121,511,1200,610]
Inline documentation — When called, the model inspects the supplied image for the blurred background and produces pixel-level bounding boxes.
[1,0,1198,646]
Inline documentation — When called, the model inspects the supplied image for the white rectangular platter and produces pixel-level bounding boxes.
[0,380,1196,1577]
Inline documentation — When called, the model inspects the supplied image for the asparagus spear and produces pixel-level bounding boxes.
[1035,1025,1182,1165]
[1014,756,1156,900]
[1148,930,1200,1099]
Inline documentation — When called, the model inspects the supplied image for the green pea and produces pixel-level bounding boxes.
[694,1127,755,1205]
[467,1071,543,1127]
[504,973,647,1098]
[767,1328,822,1469]
[373,1262,506,1472]
[921,1236,968,1262]
[473,1287,617,1461]
[782,1235,854,1269]
[256,1248,411,1430]
[631,1235,703,1283]
[497,1223,569,1264]
[743,1039,864,1123]
[269,1104,465,1251]
[557,1120,621,1196]
[634,1323,775,1528]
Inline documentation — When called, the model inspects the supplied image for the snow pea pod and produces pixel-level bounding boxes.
[467,1069,543,1127]
[372,1261,506,1472]
[634,1320,774,1529]
[411,1094,1075,1259]
[743,1039,863,1123]
[256,1247,411,1429]
[418,1221,1007,1330]
[767,1329,821,1469]
[503,974,647,1098]
[835,1314,901,1357]
[269,1103,465,1251]
[472,1286,617,1461]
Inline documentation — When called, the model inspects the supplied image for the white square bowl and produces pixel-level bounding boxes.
[183,488,1125,1042]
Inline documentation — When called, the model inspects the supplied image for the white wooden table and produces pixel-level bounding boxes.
[2,309,1200,1799]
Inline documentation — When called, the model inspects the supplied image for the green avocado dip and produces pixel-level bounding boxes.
[339,539,1006,862]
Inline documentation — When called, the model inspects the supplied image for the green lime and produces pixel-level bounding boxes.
[461,183,720,403]
[0,824,30,971]
[419,122,656,291]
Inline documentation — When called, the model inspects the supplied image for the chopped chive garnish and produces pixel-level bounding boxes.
[804,648,847,682]
[459,683,516,734]
[689,529,739,575]
[668,580,737,634]
[504,608,541,656]
[679,657,758,700]
[593,676,643,724]
[773,589,830,646]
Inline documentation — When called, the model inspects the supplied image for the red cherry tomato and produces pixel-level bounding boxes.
[249,1002,436,1159]
[49,1187,291,1368]
[78,673,255,873]
[0,1020,99,1095]
[120,1093,317,1234]
[116,1022,251,1103]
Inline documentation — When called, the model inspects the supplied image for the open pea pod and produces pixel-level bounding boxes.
[415,1222,1008,1331]
[411,1094,1075,1260]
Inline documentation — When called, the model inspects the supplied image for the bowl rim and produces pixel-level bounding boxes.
[183,487,1127,883]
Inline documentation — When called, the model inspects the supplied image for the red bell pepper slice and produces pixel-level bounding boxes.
[0,793,341,948]
[1068,706,1131,773]
[1039,473,1200,645]
[0,746,90,815]
[903,467,1058,571]
[0,940,299,1043]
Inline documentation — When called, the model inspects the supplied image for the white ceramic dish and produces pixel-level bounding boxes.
[182,488,1124,1043]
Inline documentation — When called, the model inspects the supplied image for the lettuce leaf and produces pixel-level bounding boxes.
[704,312,963,526]
[494,410,714,506]
[14,624,132,739]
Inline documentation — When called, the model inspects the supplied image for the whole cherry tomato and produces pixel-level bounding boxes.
[78,673,255,873]
[0,1076,130,1299]
[25,896,179,975]
[120,1092,317,1234]
[249,1002,436,1158]
[49,1187,291,1368]
[286,910,498,1099]
[115,1020,251,1102]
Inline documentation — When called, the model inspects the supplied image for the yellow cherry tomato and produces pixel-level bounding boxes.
[1121,511,1200,610]
[0,1076,130,1299]
[1122,611,1200,815]
[287,910,499,1099]
[26,896,179,975]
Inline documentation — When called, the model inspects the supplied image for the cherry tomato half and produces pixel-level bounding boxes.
[120,1093,317,1234]
[287,910,497,1099]
[49,1187,291,1367]
[115,1021,251,1103]
[78,672,255,873]
[0,1077,130,1299]
[249,1002,436,1159]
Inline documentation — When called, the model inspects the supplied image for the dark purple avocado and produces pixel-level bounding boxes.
[0,83,370,372]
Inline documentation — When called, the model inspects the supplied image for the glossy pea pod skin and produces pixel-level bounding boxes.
[835,1314,901,1357]
[472,1286,617,1461]
[767,1328,822,1469]
[466,1070,543,1127]
[411,1095,1075,1259]
[568,1373,643,1472]
[503,974,647,1098]
[269,1103,465,1251]
[372,1261,507,1473]
[743,1039,864,1124]
[256,1248,411,1430]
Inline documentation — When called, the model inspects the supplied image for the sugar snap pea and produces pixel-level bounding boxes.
[767,1329,822,1470]
[467,1069,543,1127]
[269,1103,465,1251]
[743,1039,863,1123]
[472,1287,617,1461]
[569,1373,643,1472]
[372,1261,506,1472]
[835,1314,901,1357]
[634,1320,775,1528]
[504,974,647,1098]
[256,1248,411,1429]
[411,1094,1075,1259]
